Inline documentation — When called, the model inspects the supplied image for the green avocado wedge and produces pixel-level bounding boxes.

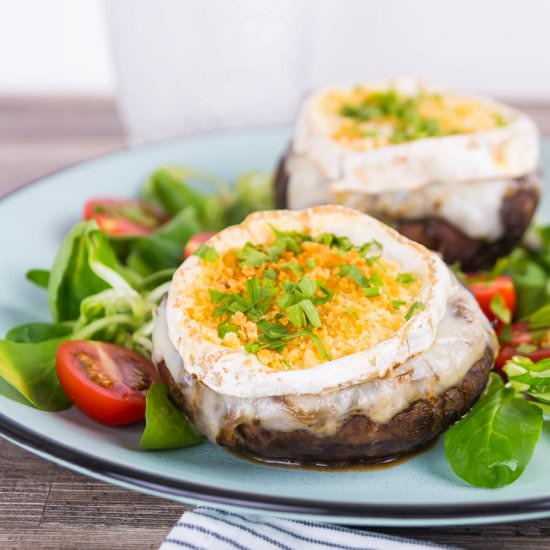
[0,337,70,411]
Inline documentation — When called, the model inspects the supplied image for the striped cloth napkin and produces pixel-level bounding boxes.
[160,507,457,550]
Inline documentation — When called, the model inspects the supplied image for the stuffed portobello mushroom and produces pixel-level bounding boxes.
[275,80,541,270]
[153,205,497,464]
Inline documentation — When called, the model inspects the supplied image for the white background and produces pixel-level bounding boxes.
[0,0,114,94]
[1,0,550,99]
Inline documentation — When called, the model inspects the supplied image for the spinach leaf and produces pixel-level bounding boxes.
[48,221,130,322]
[140,383,204,450]
[26,269,50,289]
[6,322,73,343]
[444,373,542,488]
[0,337,70,411]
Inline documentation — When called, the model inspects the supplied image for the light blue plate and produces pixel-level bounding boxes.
[1,127,550,527]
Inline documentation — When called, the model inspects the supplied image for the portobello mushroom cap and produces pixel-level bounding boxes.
[152,206,497,464]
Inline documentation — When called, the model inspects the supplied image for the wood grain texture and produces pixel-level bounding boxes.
[1,96,550,550]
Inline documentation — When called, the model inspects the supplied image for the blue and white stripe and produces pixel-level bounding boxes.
[160,507,458,550]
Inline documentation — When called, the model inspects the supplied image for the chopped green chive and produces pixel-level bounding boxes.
[244,342,261,354]
[217,321,239,339]
[193,244,219,263]
[340,90,444,144]
[396,272,416,285]
[306,258,317,269]
[364,287,381,297]
[263,268,277,280]
[494,113,508,127]
[209,278,275,320]
[338,264,370,288]
[391,299,406,310]
[405,301,425,320]
[281,261,304,276]
[236,242,269,267]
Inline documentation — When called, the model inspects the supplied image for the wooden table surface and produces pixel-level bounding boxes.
[1,96,550,550]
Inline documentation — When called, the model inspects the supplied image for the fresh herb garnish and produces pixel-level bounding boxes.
[286,299,321,328]
[193,244,219,263]
[281,261,304,276]
[338,264,383,296]
[236,242,270,267]
[358,240,383,265]
[236,227,311,268]
[338,264,370,287]
[315,233,354,251]
[396,272,416,285]
[404,301,425,320]
[263,268,277,280]
[217,321,239,339]
[306,258,317,269]
[246,320,330,362]
[364,287,381,297]
[339,90,442,144]
[209,278,275,320]
[391,299,406,310]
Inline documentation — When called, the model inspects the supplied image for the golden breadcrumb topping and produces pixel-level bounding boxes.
[188,229,422,370]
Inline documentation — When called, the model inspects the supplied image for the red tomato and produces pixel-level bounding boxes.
[83,198,166,236]
[183,232,215,259]
[467,275,516,328]
[56,341,160,425]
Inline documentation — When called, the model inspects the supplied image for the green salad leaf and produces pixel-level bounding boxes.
[444,373,543,488]
[48,221,134,322]
[124,207,202,276]
[225,172,274,226]
[140,383,204,450]
[26,269,50,289]
[6,322,73,344]
[504,356,550,405]
[143,167,227,230]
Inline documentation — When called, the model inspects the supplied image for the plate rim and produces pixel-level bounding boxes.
[2,409,550,522]
[1,128,550,524]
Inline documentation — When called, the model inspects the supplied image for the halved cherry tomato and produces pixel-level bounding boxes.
[467,275,516,328]
[183,232,215,259]
[83,198,166,236]
[56,340,160,425]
